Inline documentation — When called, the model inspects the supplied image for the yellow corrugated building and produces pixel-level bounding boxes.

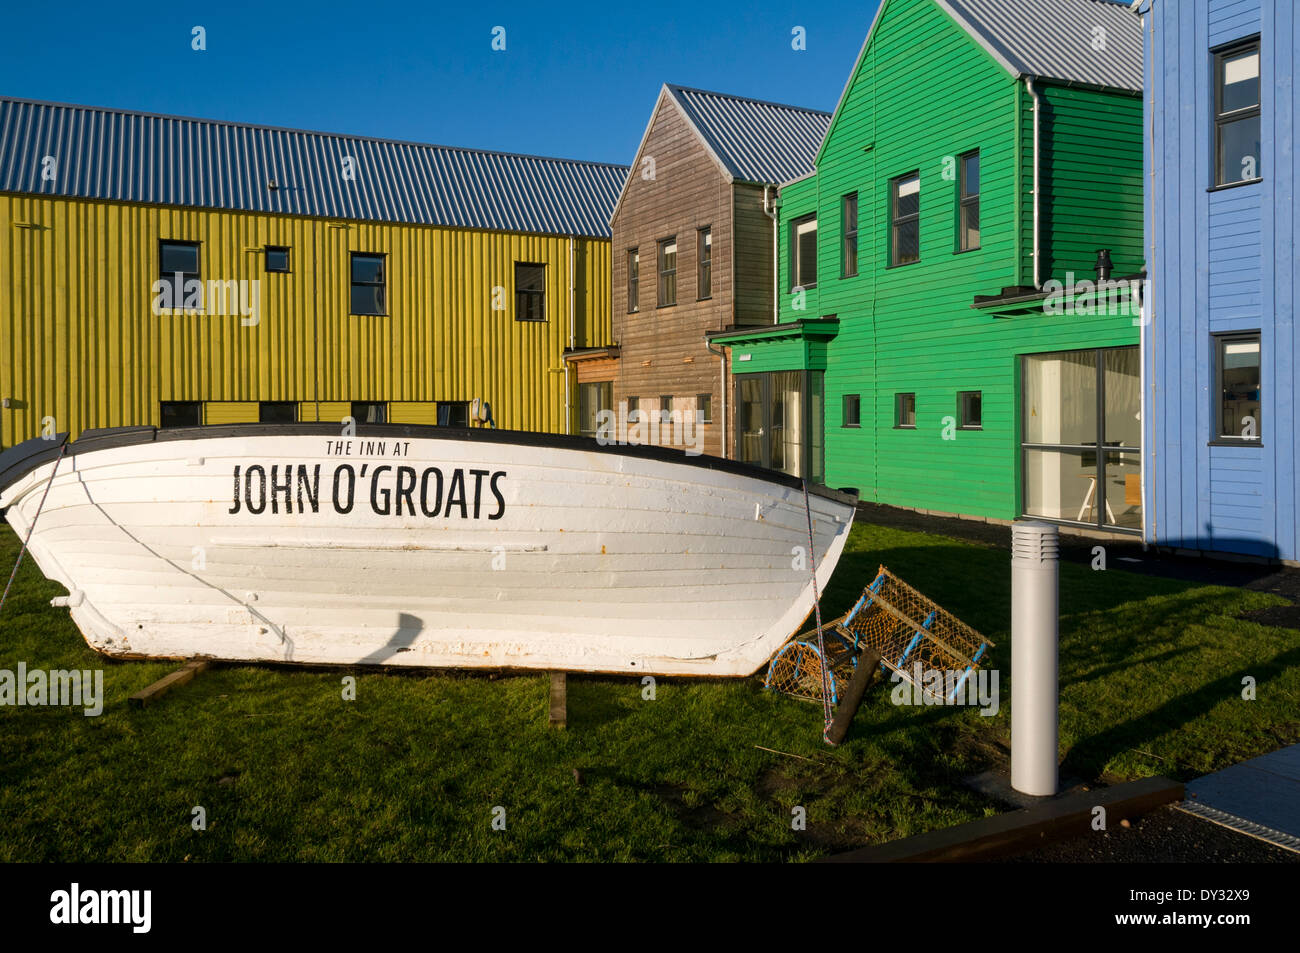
[0,98,624,447]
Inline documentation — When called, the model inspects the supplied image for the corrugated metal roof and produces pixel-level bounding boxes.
[665,85,832,185]
[0,98,629,237]
[938,0,1143,92]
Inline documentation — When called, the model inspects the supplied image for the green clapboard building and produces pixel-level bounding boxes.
[711,0,1148,534]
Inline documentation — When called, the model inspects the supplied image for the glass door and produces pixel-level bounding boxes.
[733,371,824,481]
[1021,346,1140,531]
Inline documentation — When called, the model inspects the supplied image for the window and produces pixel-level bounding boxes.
[659,395,674,423]
[351,401,387,424]
[657,238,677,307]
[958,390,982,429]
[734,371,825,482]
[159,240,200,305]
[1214,39,1262,186]
[696,393,712,424]
[891,173,920,266]
[697,227,712,299]
[843,393,861,427]
[894,392,916,429]
[841,194,858,277]
[259,401,297,423]
[350,253,386,315]
[516,262,546,322]
[1215,332,1262,440]
[160,401,202,428]
[579,382,612,439]
[265,246,290,273]
[437,401,470,427]
[627,249,640,312]
[627,396,640,423]
[791,215,817,289]
[958,152,980,251]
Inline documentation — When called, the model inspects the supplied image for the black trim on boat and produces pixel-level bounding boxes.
[0,424,859,507]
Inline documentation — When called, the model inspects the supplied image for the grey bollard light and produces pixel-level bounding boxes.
[1011,521,1060,797]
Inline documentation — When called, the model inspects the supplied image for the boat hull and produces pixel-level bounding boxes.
[0,426,856,677]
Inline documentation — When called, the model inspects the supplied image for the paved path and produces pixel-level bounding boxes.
[1182,744,1300,848]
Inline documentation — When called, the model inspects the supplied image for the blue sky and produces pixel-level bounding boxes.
[0,0,880,165]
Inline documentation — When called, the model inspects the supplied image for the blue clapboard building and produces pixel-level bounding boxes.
[1142,0,1299,562]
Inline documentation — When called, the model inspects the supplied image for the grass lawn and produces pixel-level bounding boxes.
[1,520,1297,861]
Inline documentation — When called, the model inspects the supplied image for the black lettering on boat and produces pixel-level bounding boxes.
[333,465,356,513]
[270,464,293,514]
[419,467,443,517]
[394,466,417,516]
[445,469,468,519]
[229,465,242,514]
[469,469,489,519]
[370,464,393,515]
[245,465,267,515]
[489,470,507,520]
[297,464,321,513]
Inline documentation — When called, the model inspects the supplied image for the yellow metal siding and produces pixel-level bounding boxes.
[0,196,611,446]
[388,401,438,425]
[204,401,259,425]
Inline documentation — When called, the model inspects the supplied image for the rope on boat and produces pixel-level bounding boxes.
[0,444,68,618]
[800,479,834,745]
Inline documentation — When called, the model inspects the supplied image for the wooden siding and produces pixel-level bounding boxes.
[0,195,611,447]
[1145,0,1299,559]
[610,94,737,459]
[756,0,1141,519]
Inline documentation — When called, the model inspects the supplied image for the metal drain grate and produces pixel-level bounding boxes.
[1175,799,1300,854]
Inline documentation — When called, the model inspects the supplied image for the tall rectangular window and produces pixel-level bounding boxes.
[891,172,920,266]
[696,393,712,423]
[791,215,817,289]
[657,238,677,307]
[697,227,712,299]
[159,240,200,304]
[350,253,387,315]
[659,394,674,423]
[895,392,916,428]
[843,393,861,427]
[259,401,297,423]
[579,382,612,439]
[958,151,980,251]
[627,249,639,312]
[841,193,858,277]
[1215,332,1262,440]
[958,390,982,429]
[1214,39,1262,186]
[626,396,640,423]
[515,262,546,322]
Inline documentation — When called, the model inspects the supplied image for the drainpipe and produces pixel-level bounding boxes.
[1026,78,1043,289]
[763,185,779,323]
[706,338,728,457]
[566,236,575,434]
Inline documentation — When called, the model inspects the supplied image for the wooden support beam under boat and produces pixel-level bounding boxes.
[549,671,567,728]
[128,659,210,708]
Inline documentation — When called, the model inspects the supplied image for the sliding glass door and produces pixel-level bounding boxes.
[1021,347,1140,531]
[734,370,824,482]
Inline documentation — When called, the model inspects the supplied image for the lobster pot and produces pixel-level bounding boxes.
[763,565,992,706]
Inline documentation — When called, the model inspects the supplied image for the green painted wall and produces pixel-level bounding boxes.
[764,0,1141,518]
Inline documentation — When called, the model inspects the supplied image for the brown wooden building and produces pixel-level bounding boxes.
[567,85,829,458]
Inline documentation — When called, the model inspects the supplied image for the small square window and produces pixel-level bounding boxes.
[516,262,546,322]
[843,394,861,427]
[438,401,470,428]
[1215,332,1261,440]
[259,401,297,423]
[160,401,202,428]
[351,401,387,424]
[265,246,290,273]
[696,393,712,423]
[895,392,916,429]
[958,390,982,429]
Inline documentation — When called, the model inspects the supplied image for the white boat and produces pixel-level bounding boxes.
[0,425,856,677]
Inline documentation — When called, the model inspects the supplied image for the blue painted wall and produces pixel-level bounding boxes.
[1143,0,1299,560]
